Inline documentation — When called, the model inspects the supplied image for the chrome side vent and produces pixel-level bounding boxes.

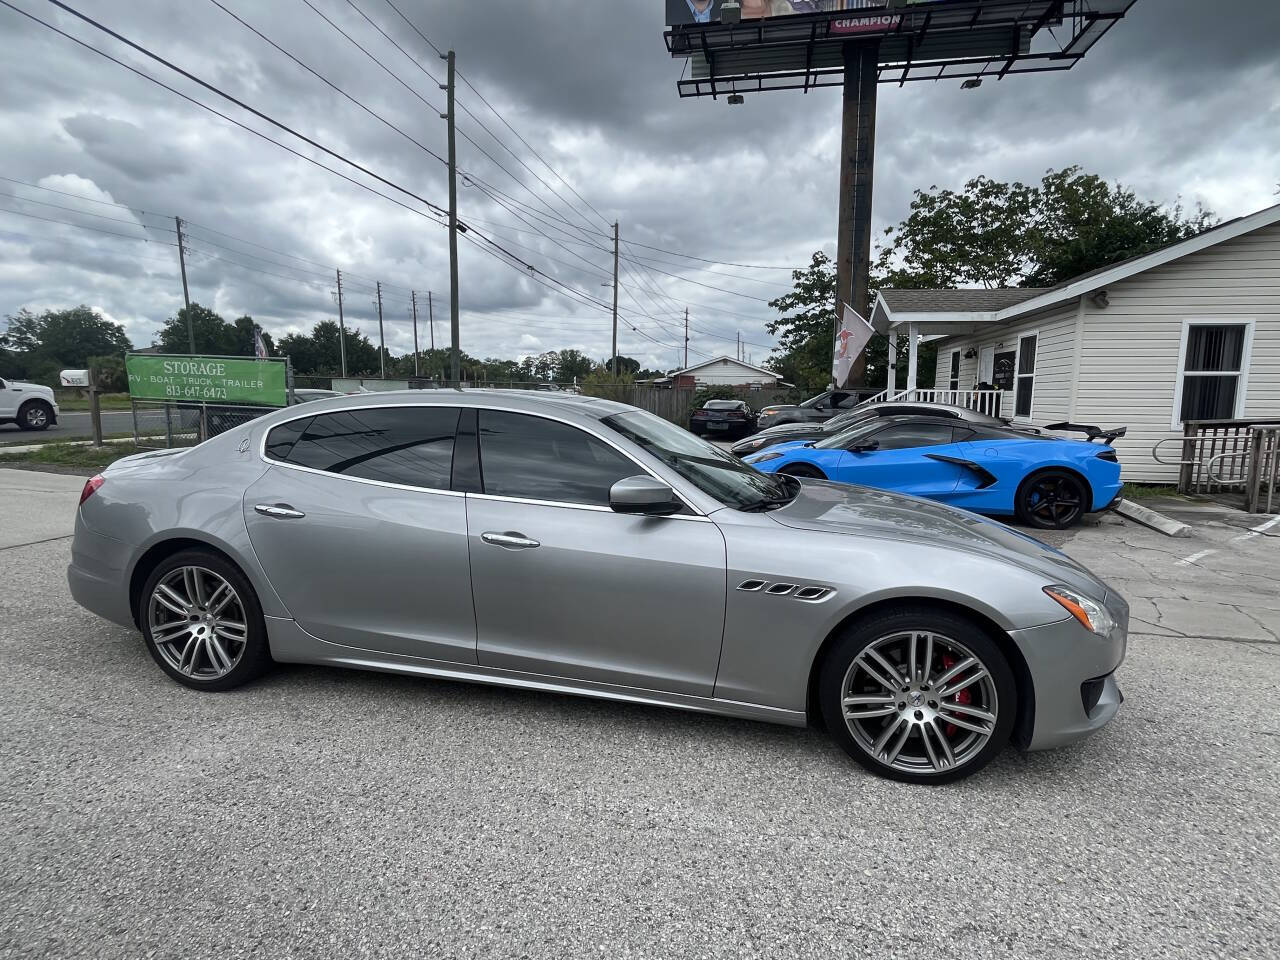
[736,579,766,592]
[794,586,834,603]
[765,583,796,596]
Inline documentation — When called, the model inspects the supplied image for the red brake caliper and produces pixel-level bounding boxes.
[939,653,972,738]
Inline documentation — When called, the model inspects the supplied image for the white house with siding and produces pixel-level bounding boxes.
[869,203,1280,482]
[663,356,786,387]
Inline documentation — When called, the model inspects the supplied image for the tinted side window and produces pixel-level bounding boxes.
[869,423,956,450]
[276,407,460,490]
[478,410,638,506]
[265,416,312,462]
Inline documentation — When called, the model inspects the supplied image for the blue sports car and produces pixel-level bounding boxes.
[742,414,1125,529]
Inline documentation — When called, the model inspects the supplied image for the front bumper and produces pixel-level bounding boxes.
[1010,597,1128,751]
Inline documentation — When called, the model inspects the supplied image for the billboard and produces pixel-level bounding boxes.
[666,0,930,27]
[125,354,288,406]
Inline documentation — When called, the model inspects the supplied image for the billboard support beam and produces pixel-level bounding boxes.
[835,39,878,388]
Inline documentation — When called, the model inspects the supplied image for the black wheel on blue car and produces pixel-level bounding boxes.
[779,463,826,480]
[818,607,1016,785]
[1016,469,1088,530]
[140,548,272,691]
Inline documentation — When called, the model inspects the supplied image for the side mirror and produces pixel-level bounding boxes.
[850,440,880,454]
[609,476,682,516]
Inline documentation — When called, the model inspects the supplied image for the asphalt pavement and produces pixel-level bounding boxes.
[0,409,138,441]
[0,469,1276,959]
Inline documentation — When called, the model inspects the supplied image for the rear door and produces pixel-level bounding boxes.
[465,410,727,697]
[243,405,477,662]
[836,422,970,498]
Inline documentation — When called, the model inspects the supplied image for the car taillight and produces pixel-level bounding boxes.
[727,411,745,419]
[80,474,105,505]
[1096,449,1118,462]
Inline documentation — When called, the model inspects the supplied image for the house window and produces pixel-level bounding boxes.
[947,351,960,392]
[1176,321,1252,425]
[1015,333,1037,418]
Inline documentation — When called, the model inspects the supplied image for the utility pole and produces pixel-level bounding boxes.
[442,51,461,384]
[374,281,386,379]
[428,291,435,351]
[611,221,620,376]
[683,307,689,368]
[737,331,741,362]
[175,216,193,353]
[411,291,421,377]
[334,269,348,378]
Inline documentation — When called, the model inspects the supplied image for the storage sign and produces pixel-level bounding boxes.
[125,354,288,406]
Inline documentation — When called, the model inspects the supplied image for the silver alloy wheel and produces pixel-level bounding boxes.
[24,405,48,427]
[147,566,248,680]
[841,630,999,776]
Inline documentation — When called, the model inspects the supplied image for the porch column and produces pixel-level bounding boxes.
[886,328,898,396]
[906,322,919,393]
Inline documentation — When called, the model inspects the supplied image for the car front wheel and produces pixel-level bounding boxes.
[140,549,272,691]
[18,400,52,431]
[819,607,1016,784]
[779,463,826,480]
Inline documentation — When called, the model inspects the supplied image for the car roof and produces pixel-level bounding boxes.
[859,401,1006,423]
[258,387,637,424]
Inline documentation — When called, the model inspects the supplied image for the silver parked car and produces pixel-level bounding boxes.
[68,391,1127,784]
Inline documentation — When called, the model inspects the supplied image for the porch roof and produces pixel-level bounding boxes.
[870,288,1048,335]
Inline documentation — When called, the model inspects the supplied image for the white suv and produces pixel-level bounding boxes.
[0,378,60,431]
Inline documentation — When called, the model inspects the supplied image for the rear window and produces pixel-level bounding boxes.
[704,400,742,410]
[265,407,460,491]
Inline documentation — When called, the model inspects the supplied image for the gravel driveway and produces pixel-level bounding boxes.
[1,470,1276,959]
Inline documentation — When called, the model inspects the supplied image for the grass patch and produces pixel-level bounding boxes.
[1121,484,1179,502]
[53,391,134,411]
[0,430,137,448]
[0,440,150,471]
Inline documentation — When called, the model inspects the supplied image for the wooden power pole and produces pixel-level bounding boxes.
[611,221,619,376]
[443,50,461,384]
[335,269,348,378]
[374,281,386,379]
[411,291,421,377]
[175,216,194,353]
[683,307,689,368]
[428,291,435,351]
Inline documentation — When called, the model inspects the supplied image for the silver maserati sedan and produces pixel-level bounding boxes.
[68,390,1126,784]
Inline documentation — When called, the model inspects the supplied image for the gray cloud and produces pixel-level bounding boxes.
[0,0,1277,371]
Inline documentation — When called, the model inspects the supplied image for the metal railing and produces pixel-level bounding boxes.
[1154,419,1280,512]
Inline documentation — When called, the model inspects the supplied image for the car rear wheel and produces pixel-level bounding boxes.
[140,549,272,691]
[819,607,1016,784]
[779,463,826,479]
[1016,469,1088,529]
[18,400,52,431]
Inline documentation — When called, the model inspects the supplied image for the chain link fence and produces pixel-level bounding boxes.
[130,399,285,449]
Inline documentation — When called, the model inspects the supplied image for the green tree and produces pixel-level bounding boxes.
[601,354,641,376]
[156,303,243,356]
[555,348,597,382]
[1,305,132,369]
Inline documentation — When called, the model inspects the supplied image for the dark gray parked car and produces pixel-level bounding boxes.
[756,389,864,430]
[68,390,1126,784]
[732,402,1010,457]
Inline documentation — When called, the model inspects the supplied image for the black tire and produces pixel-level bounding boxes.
[139,548,272,691]
[779,463,826,480]
[17,400,52,431]
[1015,469,1089,530]
[818,606,1017,785]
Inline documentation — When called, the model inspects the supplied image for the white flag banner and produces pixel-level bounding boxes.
[832,302,874,388]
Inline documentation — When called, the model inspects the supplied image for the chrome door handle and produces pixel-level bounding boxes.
[481,531,540,550]
[254,503,306,519]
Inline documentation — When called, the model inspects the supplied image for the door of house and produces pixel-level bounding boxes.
[977,345,995,386]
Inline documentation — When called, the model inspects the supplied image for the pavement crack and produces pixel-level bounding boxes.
[0,534,73,552]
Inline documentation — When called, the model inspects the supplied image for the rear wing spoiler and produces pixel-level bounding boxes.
[1044,422,1128,445]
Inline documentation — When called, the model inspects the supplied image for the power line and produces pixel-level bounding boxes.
[0,191,175,232]
[0,204,177,245]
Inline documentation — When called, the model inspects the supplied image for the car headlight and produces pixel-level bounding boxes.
[1043,585,1115,638]
[746,451,783,464]
[742,438,768,449]
[760,408,779,417]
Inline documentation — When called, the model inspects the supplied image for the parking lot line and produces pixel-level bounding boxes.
[1176,548,1217,566]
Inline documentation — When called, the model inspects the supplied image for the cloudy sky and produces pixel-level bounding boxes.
[0,0,1277,372]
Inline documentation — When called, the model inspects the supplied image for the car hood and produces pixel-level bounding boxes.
[753,421,823,438]
[768,480,1110,598]
[7,380,55,397]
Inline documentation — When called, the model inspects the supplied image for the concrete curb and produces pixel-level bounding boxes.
[0,437,134,456]
[1115,499,1194,538]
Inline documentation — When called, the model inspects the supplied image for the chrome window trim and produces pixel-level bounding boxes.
[465,490,712,522]
[257,401,708,516]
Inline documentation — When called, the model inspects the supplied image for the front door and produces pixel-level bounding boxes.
[465,410,727,696]
[243,405,477,662]
[837,422,968,499]
[977,346,995,386]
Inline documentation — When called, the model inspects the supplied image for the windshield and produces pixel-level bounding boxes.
[814,419,883,450]
[821,408,876,432]
[602,409,797,511]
